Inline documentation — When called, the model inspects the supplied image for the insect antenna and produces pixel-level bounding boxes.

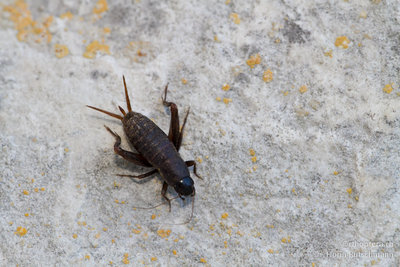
[163,189,195,226]
[132,196,179,210]
[118,106,126,116]
[122,75,132,112]
[86,105,123,121]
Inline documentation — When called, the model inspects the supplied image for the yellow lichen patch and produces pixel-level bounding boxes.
[263,69,273,82]
[60,11,73,19]
[23,190,29,195]
[73,233,78,239]
[132,229,141,234]
[181,78,188,84]
[40,187,45,191]
[93,0,108,14]
[15,226,27,236]
[221,212,228,219]
[335,36,350,49]
[281,236,291,243]
[252,165,257,171]
[55,44,69,58]
[122,253,129,264]
[249,149,255,156]
[197,157,203,163]
[222,83,230,91]
[172,249,177,255]
[246,54,261,68]
[346,188,352,195]
[333,171,339,175]
[34,188,39,192]
[267,249,274,254]
[223,98,232,104]
[214,35,220,42]
[324,50,333,58]
[236,230,244,236]
[216,96,221,101]
[383,83,394,94]
[151,257,157,261]
[359,11,367,19]
[251,156,257,163]
[24,213,29,217]
[266,224,274,228]
[4,1,53,43]
[157,229,171,238]
[230,13,240,24]
[85,255,90,260]
[103,27,111,34]
[200,258,207,263]
[83,41,110,59]
[151,214,156,220]
[225,0,231,4]
[299,85,308,94]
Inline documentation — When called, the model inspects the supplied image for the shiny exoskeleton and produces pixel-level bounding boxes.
[87,76,201,214]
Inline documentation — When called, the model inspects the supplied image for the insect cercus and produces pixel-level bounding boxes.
[87,76,202,223]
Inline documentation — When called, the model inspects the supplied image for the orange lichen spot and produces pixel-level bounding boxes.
[172,249,177,255]
[225,0,231,4]
[197,157,203,163]
[216,96,221,101]
[251,156,257,163]
[23,190,29,195]
[200,258,207,263]
[60,11,73,19]
[223,98,232,104]
[83,41,110,59]
[214,35,220,42]
[249,149,255,156]
[54,44,69,59]
[111,239,115,244]
[151,257,157,261]
[24,213,29,217]
[252,165,257,171]
[85,255,90,260]
[299,85,308,94]
[103,227,108,232]
[267,249,274,254]
[266,224,274,228]
[355,196,359,201]
[122,253,129,264]
[132,229,141,234]
[333,171,339,175]
[346,188,352,195]
[230,13,241,24]
[335,36,350,49]
[312,263,316,267]
[383,83,394,94]
[181,78,188,84]
[221,212,228,219]
[103,27,111,33]
[246,54,261,68]
[73,233,78,239]
[157,229,171,238]
[40,187,45,191]
[348,204,352,208]
[151,214,156,220]
[115,199,119,204]
[34,188,39,192]
[222,83,230,91]
[263,69,273,82]
[95,233,100,239]
[15,226,27,236]
[324,50,333,58]
[93,0,108,14]
[236,230,244,236]
[281,236,291,243]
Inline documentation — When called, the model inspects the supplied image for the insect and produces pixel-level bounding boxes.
[87,76,202,221]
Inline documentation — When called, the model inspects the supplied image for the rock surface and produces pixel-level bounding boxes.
[0,0,399,266]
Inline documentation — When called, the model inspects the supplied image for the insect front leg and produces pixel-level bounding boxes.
[185,160,203,179]
[104,125,152,167]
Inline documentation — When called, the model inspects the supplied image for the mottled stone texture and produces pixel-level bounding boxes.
[0,0,399,266]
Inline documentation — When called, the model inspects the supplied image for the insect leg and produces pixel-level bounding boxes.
[104,125,152,167]
[161,84,181,149]
[176,107,190,151]
[185,160,203,179]
[117,169,158,179]
[161,182,172,212]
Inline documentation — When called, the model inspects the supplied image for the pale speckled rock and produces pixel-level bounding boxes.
[0,0,399,266]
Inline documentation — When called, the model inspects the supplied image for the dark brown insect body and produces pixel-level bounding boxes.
[87,76,201,213]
